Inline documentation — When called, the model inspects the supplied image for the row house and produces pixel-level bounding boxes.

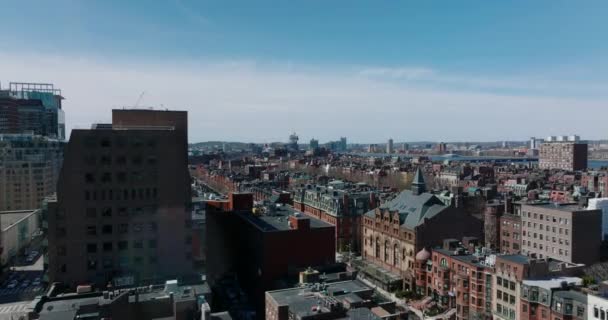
[293,181,379,252]
[521,277,586,320]
[414,241,495,320]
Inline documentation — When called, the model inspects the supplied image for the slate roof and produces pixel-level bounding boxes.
[365,189,449,229]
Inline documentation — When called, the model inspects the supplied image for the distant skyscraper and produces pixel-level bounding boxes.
[339,137,347,151]
[0,82,65,140]
[309,138,319,150]
[539,135,587,171]
[387,138,394,154]
[46,109,195,287]
[402,143,409,152]
[437,142,447,154]
[288,132,299,151]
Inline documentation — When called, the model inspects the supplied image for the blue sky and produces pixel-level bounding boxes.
[1,0,607,142]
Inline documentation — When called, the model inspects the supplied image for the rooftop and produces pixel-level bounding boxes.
[267,280,373,318]
[367,189,448,229]
[523,277,582,290]
[497,254,531,265]
[553,290,587,303]
[237,205,333,232]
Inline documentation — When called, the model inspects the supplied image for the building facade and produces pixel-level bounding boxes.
[293,182,378,252]
[0,133,64,211]
[360,169,484,291]
[520,203,601,265]
[207,193,336,315]
[539,136,587,171]
[0,82,65,140]
[46,109,194,287]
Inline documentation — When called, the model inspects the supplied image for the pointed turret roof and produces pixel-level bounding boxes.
[412,167,427,195]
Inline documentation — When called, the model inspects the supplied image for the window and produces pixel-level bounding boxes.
[118,241,128,251]
[133,240,143,249]
[510,281,515,290]
[103,259,112,269]
[149,256,158,264]
[102,225,112,235]
[119,224,128,234]
[87,259,97,270]
[102,207,112,217]
[58,246,66,256]
[103,242,113,252]
[85,173,95,183]
[118,207,128,216]
[87,243,97,253]
[87,226,96,236]
[148,239,157,248]
[86,208,96,218]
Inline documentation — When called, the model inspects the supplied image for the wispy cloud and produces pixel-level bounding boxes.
[358,67,435,80]
[357,66,608,98]
[1,53,607,143]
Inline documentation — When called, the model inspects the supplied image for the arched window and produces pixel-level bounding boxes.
[375,238,380,258]
[440,258,448,267]
[394,244,399,266]
[384,240,390,262]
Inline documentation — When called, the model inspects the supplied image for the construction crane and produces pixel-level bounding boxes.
[134,91,146,107]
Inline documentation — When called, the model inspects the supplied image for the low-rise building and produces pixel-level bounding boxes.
[293,181,378,252]
[520,277,583,320]
[361,168,483,291]
[265,280,405,320]
[207,193,336,316]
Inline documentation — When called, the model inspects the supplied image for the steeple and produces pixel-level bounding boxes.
[411,167,427,195]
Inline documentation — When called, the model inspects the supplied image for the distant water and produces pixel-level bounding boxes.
[589,160,608,169]
[349,152,608,169]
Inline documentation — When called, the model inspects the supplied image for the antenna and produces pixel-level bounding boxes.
[134,91,146,107]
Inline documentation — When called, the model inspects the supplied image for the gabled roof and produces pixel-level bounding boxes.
[365,189,448,229]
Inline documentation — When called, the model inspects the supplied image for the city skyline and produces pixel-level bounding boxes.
[2,1,608,143]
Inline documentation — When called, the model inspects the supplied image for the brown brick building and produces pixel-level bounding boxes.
[520,203,601,265]
[206,193,336,316]
[360,168,483,291]
[414,241,494,320]
[46,109,194,287]
[539,137,587,171]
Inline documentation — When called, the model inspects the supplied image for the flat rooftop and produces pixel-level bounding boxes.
[523,277,582,290]
[497,254,531,265]
[236,205,333,232]
[434,248,488,268]
[522,202,590,212]
[267,280,372,317]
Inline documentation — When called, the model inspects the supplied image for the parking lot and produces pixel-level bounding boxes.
[0,250,47,304]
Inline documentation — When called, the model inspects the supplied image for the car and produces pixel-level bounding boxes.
[7,283,16,289]
[20,281,29,288]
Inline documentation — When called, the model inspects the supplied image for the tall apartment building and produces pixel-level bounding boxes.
[46,109,194,287]
[0,133,64,211]
[520,203,601,265]
[0,82,65,140]
[539,135,587,171]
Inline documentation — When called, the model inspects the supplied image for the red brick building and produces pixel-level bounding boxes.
[206,193,336,315]
[293,182,378,252]
[415,240,494,320]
